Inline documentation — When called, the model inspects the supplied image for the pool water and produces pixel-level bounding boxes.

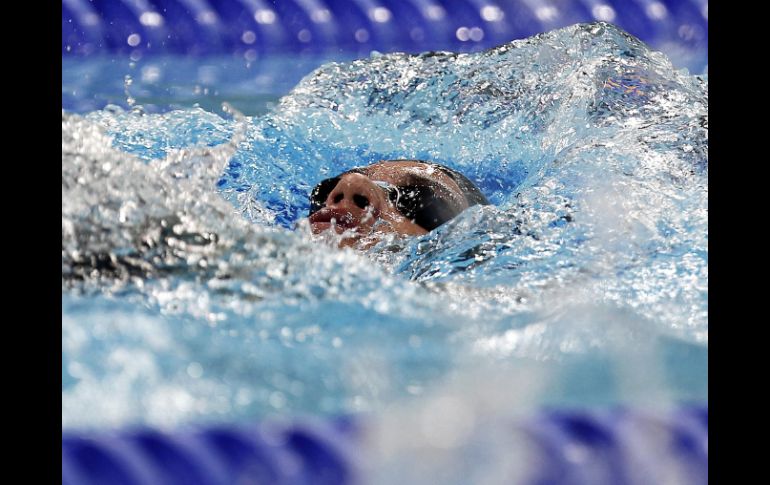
[62,53,360,116]
[62,22,707,430]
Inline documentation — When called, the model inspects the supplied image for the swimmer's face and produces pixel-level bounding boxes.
[305,160,472,249]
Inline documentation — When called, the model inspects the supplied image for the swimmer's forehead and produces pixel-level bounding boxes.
[359,160,458,190]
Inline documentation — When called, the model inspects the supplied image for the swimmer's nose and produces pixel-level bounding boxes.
[325,173,383,215]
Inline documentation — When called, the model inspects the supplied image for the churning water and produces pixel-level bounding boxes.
[62,23,707,434]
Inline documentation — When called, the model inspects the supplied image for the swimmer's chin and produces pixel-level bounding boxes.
[297,217,399,250]
[318,226,379,250]
[326,227,410,251]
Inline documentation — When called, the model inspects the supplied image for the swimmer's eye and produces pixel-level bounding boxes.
[309,176,340,215]
[374,182,457,231]
[398,186,457,231]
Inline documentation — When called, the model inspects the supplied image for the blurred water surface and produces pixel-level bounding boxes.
[62,23,707,429]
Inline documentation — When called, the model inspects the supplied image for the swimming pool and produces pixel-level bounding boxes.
[62,18,707,483]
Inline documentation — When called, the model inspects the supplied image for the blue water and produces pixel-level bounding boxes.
[62,23,707,430]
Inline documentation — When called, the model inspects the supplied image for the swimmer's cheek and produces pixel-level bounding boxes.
[381,212,429,236]
[310,221,331,235]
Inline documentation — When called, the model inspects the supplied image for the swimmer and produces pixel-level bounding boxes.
[305,159,489,249]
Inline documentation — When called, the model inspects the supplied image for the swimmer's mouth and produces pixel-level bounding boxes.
[308,208,361,233]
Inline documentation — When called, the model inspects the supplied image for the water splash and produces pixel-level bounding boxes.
[62,23,706,428]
